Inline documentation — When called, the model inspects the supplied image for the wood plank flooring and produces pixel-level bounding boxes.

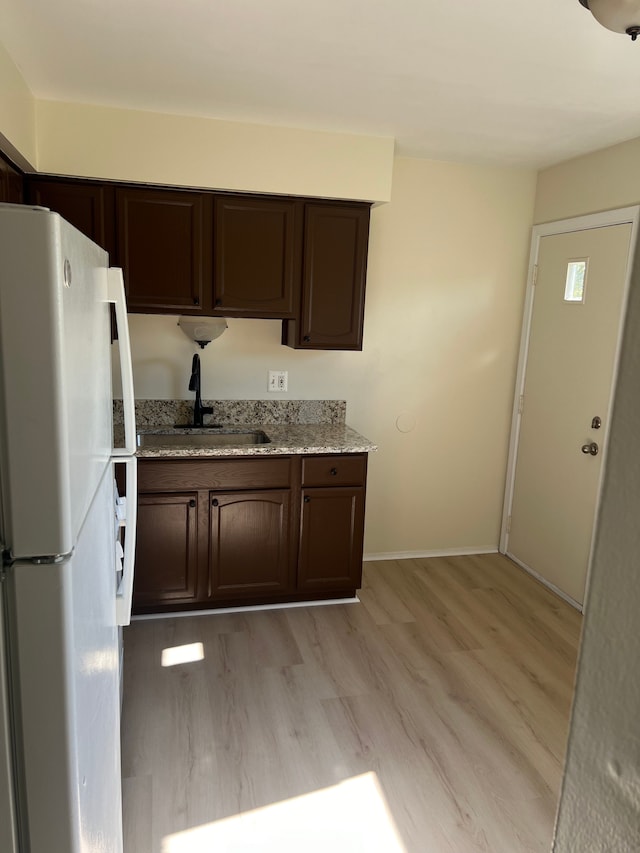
[120,554,581,852]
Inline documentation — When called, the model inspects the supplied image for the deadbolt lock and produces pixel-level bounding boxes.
[591,416,602,430]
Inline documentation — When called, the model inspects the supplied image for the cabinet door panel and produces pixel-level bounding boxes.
[214,196,300,317]
[116,187,206,312]
[0,155,23,204]
[133,492,199,608]
[26,178,114,254]
[210,490,291,596]
[298,487,365,592]
[294,204,369,350]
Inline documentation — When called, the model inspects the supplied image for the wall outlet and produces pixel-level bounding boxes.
[268,370,288,392]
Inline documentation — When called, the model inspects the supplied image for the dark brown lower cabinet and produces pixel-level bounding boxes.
[298,487,365,592]
[132,452,367,613]
[133,491,200,608]
[210,490,291,598]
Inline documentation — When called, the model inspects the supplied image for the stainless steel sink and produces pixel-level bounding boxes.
[137,430,271,448]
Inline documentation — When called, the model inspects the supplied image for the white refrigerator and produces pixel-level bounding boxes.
[0,204,138,852]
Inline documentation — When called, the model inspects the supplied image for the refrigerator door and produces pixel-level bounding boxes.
[0,204,112,559]
[0,580,19,853]
[6,462,123,853]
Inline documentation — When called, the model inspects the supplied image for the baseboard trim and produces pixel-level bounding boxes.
[363,547,499,562]
[506,552,583,612]
[131,596,360,622]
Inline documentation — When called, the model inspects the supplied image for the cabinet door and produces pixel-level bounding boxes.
[287,204,370,350]
[298,487,365,592]
[0,155,23,204]
[213,195,300,317]
[133,491,200,610]
[116,187,208,312]
[209,490,292,598]
[26,178,115,255]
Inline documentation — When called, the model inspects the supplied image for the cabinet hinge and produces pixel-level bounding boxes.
[518,395,524,415]
[532,264,538,286]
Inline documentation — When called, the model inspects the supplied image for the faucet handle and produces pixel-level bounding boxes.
[201,406,214,416]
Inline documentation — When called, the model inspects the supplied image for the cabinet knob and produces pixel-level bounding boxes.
[330,468,338,476]
[212,498,219,507]
[303,335,311,343]
[189,499,196,507]
[304,496,311,503]
[215,298,222,307]
[193,297,199,305]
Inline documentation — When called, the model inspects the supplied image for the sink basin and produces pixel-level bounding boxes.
[173,423,223,429]
[137,430,271,448]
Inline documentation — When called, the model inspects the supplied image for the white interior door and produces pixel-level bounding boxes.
[504,216,637,606]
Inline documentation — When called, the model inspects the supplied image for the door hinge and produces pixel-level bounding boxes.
[506,515,512,534]
[518,395,524,414]
[532,264,538,286]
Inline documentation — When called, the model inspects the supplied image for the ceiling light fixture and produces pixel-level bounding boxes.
[579,0,640,40]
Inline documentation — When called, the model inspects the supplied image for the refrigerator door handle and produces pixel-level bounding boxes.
[108,268,136,456]
[115,457,137,626]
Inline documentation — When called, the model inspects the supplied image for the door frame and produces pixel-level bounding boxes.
[500,205,640,608]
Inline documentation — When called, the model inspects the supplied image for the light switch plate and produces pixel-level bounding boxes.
[268,370,288,392]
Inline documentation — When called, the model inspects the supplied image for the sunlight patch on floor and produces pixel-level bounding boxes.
[160,642,205,667]
[161,772,407,852]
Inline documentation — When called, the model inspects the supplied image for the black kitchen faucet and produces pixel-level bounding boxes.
[189,353,214,427]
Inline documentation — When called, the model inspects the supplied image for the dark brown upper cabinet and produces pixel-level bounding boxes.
[284,203,370,351]
[213,195,301,318]
[0,154,23,204]
[116,186,209,313]
[24,174,372,351]
[26,177,115,256]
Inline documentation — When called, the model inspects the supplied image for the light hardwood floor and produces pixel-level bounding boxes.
[120,554,582,852]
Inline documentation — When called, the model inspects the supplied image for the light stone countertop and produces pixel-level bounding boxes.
[127,423,377,458]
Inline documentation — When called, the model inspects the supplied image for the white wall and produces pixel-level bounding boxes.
[35,100,394,202]
[126,156,537,556]
[535,135,640,224]
[0,41,36,166]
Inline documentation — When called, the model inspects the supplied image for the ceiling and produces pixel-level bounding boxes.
[2,0,640,169]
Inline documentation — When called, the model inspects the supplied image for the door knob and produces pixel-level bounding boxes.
[581,442,599,456]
